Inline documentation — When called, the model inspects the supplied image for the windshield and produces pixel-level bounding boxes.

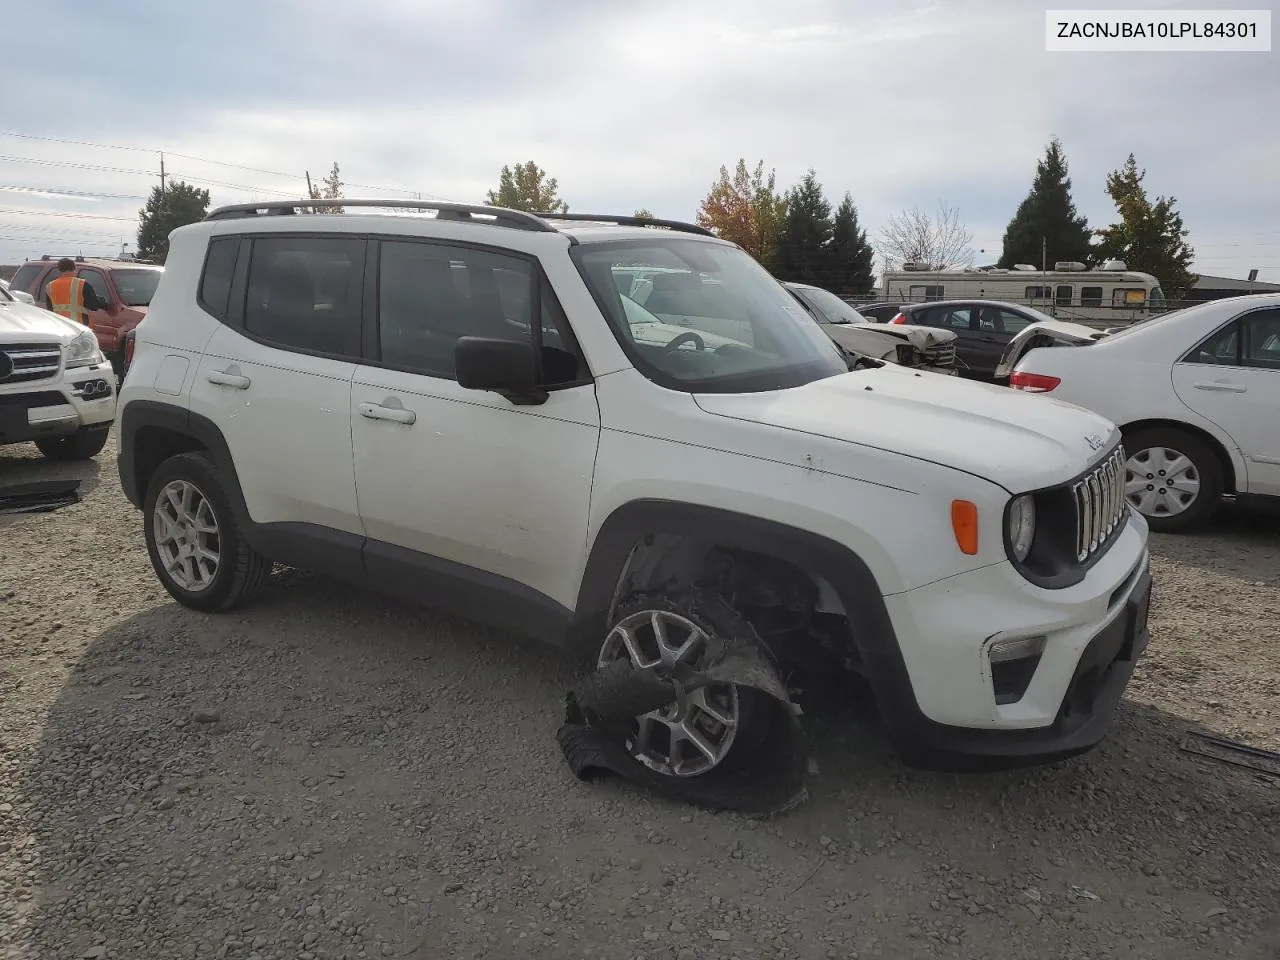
[793,285,867,324]
[112,268,162,307]
[571,238,848,392]
[0,283,12,303]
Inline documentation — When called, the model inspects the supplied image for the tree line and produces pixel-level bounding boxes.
[133,147,1198,301]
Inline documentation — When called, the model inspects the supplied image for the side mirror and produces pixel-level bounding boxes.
[455,336,547,405]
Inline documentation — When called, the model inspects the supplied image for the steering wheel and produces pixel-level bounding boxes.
[663,331,705,352]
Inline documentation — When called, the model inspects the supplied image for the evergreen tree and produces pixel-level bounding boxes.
[306,162,344,214]
[828,193,875,294]
[998,137,1092,269]
[1093,153,1197,299]
[486,161,568,213]
[136,181,210,263]
[775,169,833,286]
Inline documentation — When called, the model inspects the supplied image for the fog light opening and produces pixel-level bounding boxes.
[989,634,1047,705]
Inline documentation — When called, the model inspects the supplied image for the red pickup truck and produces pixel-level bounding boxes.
[8,256,163,373]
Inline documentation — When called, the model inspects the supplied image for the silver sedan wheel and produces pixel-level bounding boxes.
[153,479,221,592]
[597,609,740,778]
[1125,446,1201,518]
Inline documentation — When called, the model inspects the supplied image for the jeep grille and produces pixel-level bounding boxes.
[1073,445,1128,562]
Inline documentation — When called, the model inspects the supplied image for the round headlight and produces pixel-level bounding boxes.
[1007,494,1036,563]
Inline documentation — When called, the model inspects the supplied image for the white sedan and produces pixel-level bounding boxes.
[1007,293,1280,533]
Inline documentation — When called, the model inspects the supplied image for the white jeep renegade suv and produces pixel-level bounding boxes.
[116,201,1152,779]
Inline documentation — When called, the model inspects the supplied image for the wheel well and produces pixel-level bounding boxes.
[1120,418,1238,494]
[132,426,208,501]
[611,534,859,674]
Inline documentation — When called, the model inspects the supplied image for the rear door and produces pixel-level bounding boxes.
[1172,306,1280,496]
[189,233,365,551]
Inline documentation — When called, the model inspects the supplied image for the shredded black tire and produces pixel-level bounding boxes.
[142,452,273,613]
[557,586,809,817]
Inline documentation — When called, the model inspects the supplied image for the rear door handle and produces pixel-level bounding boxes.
[1193,380,1247,393]
[359,402,416,425]
[206,370,250,389]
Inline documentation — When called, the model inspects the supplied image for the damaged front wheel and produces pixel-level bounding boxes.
[559,588,809,815]
[598,605,758,778]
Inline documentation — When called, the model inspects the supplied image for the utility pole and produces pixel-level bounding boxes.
[159,152,166,198]
[305,170,314,199]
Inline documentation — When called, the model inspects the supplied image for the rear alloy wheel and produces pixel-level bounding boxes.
[1122,426,1223,533]
[598,608,742,777]
[143,452,273,611]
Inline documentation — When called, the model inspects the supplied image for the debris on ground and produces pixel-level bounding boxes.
[0,479,81,515]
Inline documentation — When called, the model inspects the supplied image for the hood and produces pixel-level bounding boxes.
[694,363,1120,493]
[994,320,1106,379]
[0,298,85,344]
[824,323,956,364]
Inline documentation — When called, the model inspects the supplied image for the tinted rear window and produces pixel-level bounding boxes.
[199,238,239,319]
[244,236,364,358]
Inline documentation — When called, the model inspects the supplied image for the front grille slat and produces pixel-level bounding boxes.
[0,343,61,385]
[1072,445,1127,564]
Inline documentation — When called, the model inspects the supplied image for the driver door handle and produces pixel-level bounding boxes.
[1193,380,1247,393]
[359,402,416,425]
[206,370,250,389]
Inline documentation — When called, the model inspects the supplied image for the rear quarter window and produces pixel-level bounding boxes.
[199,238,240,320]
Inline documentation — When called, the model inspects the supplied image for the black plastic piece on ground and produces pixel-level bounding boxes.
[0,479,82,515]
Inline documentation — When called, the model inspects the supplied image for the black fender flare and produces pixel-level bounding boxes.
[118,400,254,533]
[565,499,923,737]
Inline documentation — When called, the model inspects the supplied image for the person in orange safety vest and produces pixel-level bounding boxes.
[43,259,109,324]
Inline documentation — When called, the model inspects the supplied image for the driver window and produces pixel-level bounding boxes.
[1183,321,1239,366]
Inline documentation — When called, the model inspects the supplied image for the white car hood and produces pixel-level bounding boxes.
[694,363,1120,492]
[0,298,84,344]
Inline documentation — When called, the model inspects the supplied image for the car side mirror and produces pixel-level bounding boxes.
[455,336,547,405]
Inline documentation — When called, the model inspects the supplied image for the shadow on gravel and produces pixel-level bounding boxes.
[10,570,1280,960]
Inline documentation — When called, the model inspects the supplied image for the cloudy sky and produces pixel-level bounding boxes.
[2,0,1276,283]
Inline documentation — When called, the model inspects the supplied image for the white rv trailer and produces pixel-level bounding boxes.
[881,260,1165,326]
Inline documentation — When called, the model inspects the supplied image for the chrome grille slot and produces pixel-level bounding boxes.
[1072,446,1127,563]
[0,343,61,384]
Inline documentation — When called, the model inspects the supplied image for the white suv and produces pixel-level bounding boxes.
[0,282,116,459]
[116,201,1152,781]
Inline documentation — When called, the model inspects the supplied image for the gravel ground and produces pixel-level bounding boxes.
[2,434,1278,960]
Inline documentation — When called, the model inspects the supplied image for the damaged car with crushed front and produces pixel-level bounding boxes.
[116,205,1153,813]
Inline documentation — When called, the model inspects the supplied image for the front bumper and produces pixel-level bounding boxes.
[870,509,1151,766]
[0,367,117,445]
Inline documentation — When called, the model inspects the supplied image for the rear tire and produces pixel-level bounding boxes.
[35,426,109,461]
[142,452,273,612]
[1122,426,1223,533]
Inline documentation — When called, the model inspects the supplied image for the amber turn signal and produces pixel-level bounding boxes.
[951,500,979,555]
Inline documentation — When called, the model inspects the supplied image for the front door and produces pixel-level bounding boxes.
[351,237,600,623]
[1172,306,1280,496]
[188,234,365,543]
[77,267,118,353]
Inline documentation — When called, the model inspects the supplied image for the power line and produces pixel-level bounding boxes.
[0,207,134,222]
[0,185,147,200]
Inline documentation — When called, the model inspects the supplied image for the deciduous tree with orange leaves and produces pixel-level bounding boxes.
[695,159,788,271]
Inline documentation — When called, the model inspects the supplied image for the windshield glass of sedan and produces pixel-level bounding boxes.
[113,268,162,307]
[571,239,848,392]
[797,286,866,324]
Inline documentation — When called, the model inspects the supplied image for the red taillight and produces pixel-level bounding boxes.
[1009,371,1061,392]
[889,313,907,325]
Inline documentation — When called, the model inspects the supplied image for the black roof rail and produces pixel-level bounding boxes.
[533,212,715,237]
[203,198,557,232]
